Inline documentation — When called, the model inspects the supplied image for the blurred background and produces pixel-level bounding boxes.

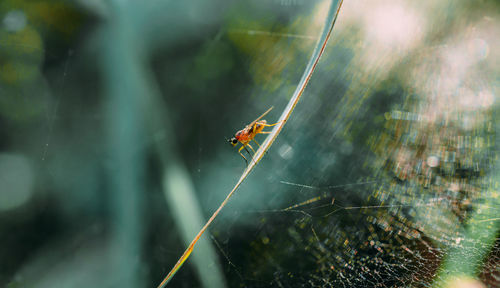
[0,0,498,287]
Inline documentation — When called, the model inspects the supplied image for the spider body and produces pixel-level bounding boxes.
[228,107,278,164]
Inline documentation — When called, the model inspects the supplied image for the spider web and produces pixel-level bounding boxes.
[1,0,498,288]
[191,1,499,287]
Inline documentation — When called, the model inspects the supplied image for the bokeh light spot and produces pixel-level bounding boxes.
[3,10,27,32]
[0,153,34,211]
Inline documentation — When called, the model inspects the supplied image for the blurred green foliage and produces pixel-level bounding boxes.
[0,0,499,287]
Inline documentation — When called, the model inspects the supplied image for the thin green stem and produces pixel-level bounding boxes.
[157,1,344,286]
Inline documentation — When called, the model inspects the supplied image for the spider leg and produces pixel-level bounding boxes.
[258,120,285,134]
[246,143,256,154]
[253,138,269,155]
[260,120,283,127]
[244,146,254,166]
[238,145,248,165]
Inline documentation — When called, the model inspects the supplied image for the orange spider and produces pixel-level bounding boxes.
[228,106,279,164]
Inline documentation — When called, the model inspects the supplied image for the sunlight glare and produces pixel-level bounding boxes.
[366,3,424,49]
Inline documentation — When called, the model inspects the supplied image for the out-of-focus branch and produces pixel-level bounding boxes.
[101,2,145,287]
[101,1,226,287]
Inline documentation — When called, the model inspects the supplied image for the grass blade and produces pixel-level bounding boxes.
[157,1,343,286]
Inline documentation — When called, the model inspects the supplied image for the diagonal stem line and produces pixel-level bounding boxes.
[157,1,344,286]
